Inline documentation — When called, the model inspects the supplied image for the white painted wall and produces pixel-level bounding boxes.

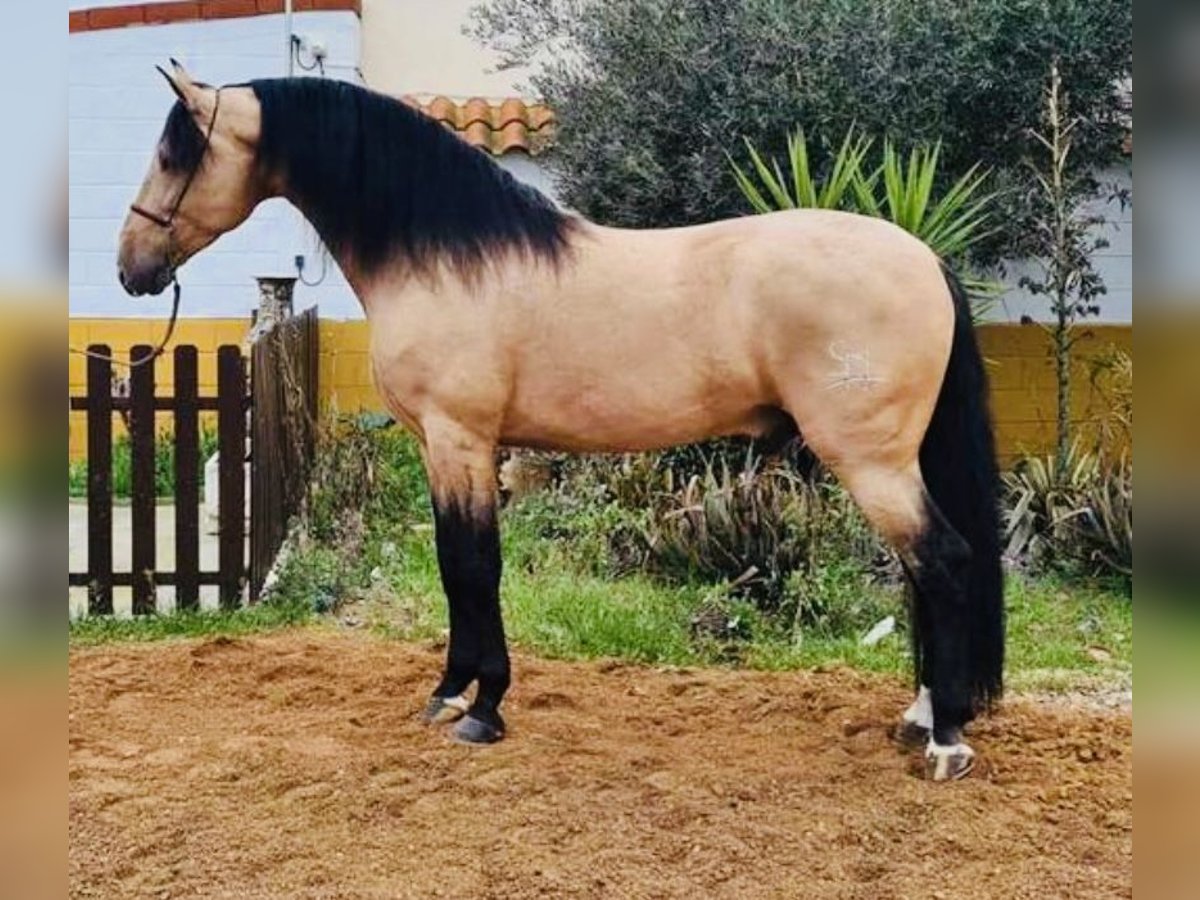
[69,11,364,319]
[497,154,560,201]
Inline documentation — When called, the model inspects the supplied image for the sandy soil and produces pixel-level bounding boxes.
[69,630,1132,899]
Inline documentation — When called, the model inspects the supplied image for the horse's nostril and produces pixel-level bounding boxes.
[119,269,128,289]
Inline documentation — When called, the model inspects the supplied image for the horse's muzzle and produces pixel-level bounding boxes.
[118,259,173,297]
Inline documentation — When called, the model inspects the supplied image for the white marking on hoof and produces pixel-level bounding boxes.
[925,738,976,782]
[903,685,933,730]
[424,694,470,725]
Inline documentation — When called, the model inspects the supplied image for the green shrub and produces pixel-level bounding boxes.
[267,414,431,613]
[305,414,429,546]
[644,457,888,605]
[1071,456,1132,580]
[503,458,651,577]
[503,443,894,640]
[471,0,1130,265]
[785,561,898,638]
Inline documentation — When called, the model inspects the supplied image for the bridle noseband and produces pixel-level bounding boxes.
[129,87,222,241]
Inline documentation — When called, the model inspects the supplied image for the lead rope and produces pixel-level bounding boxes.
[68,278,183,368]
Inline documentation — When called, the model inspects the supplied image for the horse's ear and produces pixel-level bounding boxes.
[156,64,188,104]
[158,59,204,110]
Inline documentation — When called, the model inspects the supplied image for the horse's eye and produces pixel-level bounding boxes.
[157,146,170,169]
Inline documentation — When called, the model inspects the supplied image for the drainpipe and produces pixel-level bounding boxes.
[285,0,294,76]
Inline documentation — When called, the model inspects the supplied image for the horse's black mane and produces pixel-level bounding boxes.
[248,78,575,279]
[161,100,207,174]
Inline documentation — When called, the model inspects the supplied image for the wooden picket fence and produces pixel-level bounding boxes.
[69,309,319,615]
[250,306,319,598]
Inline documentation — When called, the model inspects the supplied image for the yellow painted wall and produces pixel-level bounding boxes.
[317,320,379,416]
[978,324,1132,465]
[70,318,1133,467]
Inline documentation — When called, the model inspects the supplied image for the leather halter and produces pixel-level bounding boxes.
[129,88,222,236]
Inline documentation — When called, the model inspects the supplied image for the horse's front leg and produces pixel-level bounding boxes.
[418,421,509,744]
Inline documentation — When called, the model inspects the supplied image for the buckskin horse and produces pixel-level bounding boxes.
[118,63,1003,781]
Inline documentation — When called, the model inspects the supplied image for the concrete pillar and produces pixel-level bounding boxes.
[251,275,297,340]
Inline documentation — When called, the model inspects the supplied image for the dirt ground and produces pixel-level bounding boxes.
[69,630,1132,899]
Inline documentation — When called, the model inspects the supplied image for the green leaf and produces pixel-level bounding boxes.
[746,138,795,210]
[728,154,774,214]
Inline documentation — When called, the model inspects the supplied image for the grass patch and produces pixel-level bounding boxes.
[70,420,1133,696]
[69,539,1133,696]
[69,594,313,647]
[1003,573,1132,691]
[331,514,1132,691]
[343,521,705,666]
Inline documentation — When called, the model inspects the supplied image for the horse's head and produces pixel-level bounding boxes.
[118,62,264,296]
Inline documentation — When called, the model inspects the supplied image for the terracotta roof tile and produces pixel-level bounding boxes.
[402,95,555,157]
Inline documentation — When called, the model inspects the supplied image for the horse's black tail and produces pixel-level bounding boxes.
[918,266,1005,711]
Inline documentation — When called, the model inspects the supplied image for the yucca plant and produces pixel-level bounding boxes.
[642,449,885,609]
[644,455,806,607]
[1074,454,1132,579]
[1003,341,1132,583]
[731,127,1001,308]
[730,128,874,214]
[1002,440,1100,563]
[850,140,996,260]
[1002,440,1132,583]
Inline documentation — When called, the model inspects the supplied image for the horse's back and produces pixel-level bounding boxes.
[486,212,950,452]
[368,209,954,455]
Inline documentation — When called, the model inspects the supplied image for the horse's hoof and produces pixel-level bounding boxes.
[452,715,505,745]
[894,719,930,748]
[420,695,469,726]
[925,740,976,782]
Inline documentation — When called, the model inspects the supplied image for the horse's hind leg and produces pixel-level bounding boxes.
[905,500,977,780]
[418,419,510,745]
[832,462,976,781]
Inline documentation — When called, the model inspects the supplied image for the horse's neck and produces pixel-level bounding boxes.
[276,187,565,312]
